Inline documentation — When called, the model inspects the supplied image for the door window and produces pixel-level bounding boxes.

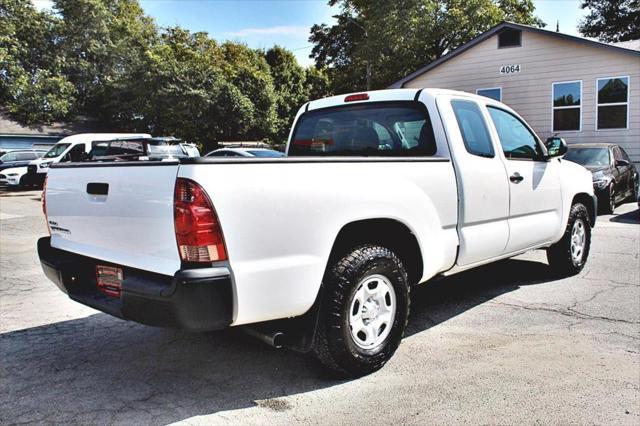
[612,147,622,162]
[450,100,495,158]
[487,107,542,160]
[619,147,632,163]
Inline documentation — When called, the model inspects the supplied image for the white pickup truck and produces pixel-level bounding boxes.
[38,89,596,377]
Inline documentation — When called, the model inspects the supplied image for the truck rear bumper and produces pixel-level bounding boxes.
[38,237,233,331]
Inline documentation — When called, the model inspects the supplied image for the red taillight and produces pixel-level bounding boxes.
[174,178,227,263]
[42,176,50,235]
[344,93,369,102]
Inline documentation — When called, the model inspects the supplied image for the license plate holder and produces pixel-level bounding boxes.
[96,265,123,298]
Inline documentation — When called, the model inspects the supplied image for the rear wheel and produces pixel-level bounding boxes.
[312,244,410,377]
[547,203,591,276]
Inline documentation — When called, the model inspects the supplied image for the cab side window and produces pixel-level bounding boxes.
[451,100,495,158]
[65,144,86,162]
[487,107,542,160]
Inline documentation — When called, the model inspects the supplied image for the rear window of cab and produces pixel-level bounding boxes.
[288,102,437,157]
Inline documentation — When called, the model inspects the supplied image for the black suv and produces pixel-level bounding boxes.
[564,143,638,214]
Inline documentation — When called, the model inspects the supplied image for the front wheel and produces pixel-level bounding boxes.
[312,244,410,377]
[603,183,616,214]
[547,203,591,276]
[629,176,639,202]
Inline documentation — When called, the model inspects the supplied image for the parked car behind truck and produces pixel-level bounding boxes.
[0,150,46,172]
[564,143,638,214]
[0,166,28,188]
[38,89,596,377]
[25,133,151,187]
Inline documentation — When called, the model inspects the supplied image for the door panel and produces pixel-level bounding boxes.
[502,160,563,251]
[440,97,510,265]
[486,106,563,252]
[613,147,633,198]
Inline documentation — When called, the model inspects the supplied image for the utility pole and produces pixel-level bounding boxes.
[344,16,371,91]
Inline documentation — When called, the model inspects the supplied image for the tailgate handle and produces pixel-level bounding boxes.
[87,183,109,195]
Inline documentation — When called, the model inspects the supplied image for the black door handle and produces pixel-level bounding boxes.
[87,182,109,195]
[510,173,524,183]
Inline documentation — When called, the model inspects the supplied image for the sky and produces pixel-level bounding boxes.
[32,0,590,67]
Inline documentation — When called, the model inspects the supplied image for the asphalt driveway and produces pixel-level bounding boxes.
[1,190,638,425]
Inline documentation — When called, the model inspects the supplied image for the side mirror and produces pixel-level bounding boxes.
[615,159,629,167]
[545,137,568,158]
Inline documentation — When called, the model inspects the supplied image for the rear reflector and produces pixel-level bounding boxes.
[174,178,227,263]
[344,93,369,102]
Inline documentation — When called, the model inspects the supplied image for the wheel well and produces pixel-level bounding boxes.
[573,193,596,226]
[329,219,423,285]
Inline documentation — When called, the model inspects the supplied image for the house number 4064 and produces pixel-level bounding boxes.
[500,64,521,74]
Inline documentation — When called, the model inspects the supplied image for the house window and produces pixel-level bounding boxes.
[597,76,629,129]
[552,81,581,132]
[498,29,521,48]
[477,87,502,101]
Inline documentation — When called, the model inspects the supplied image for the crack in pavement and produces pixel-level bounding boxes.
[489,299,639,325]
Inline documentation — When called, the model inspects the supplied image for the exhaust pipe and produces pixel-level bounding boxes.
[243,326,285,349]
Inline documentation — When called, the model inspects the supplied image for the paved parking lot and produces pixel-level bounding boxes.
[1,190,639,425]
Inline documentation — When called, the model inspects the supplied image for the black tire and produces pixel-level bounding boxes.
[312,244,410,378]
[628,176,639,202]
[603,183,615,214]
[547,203,591,276]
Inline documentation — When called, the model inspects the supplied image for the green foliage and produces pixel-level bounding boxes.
[264,46,309,140]
[2,0,330,146]
[310,0,545,92]
[305,66,331,102]
[53,0,158,112]
[0,0,74,123]
[578,0,639,42]
[101,28,277,150]
[3,69,75,123]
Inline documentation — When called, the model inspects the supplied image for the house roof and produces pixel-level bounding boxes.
[0,109,110,136]
[612,39,640,51]
[389,22,640,89]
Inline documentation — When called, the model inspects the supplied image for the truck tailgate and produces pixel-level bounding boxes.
[45,163,181,276]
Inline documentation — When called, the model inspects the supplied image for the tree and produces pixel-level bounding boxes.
[1,0,300,146]
[578,0,640,42]
[304,66,331,101]
[220,41,278,141]
[52,0,158,113]
[310,0,545,92]
[0,0,74,123]
[103,27,277,150]
[264,46,308,141]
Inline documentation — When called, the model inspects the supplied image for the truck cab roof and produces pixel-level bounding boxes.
[304,88,501,112]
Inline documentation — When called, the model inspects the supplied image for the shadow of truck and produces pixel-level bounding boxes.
[0,257,562,424]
